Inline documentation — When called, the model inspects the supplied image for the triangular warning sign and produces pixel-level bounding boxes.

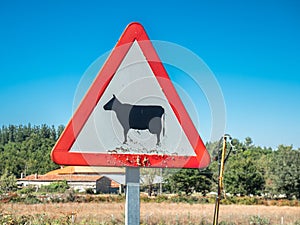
[51,22,210,168]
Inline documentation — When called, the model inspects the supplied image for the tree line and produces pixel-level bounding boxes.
[165,138,300,199]
[0,124,63,178]
[0,124,299,199]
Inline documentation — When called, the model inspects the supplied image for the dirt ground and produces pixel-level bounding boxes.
[2,202,300,224]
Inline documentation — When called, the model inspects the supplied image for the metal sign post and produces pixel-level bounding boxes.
[125,167,140,225]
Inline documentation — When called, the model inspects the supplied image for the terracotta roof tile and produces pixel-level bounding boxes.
[45,166,125,175]
[19,174,103,182]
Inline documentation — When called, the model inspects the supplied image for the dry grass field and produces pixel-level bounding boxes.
[1,202,300,224]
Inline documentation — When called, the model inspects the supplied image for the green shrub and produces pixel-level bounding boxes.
[140,195,151,202]
[24,194,41,204]
[220,198,232,205]
[66,190,75,202]
[39,180,69,193]
[18,185,36,194]
[294,220,300,225]
[249,215,270,225]
[155,194,168,203]
[0,213,72,224]
[196,197,209,204]
[219,221,236,225]
[85,188,95,194]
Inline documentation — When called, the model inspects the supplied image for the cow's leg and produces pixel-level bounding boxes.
[149,117,162,146]
[123,128,129,144]
[156,133,161,146]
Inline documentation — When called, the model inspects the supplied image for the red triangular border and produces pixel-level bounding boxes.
[51,22,210,168]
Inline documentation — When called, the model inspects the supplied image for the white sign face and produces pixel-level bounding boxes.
[70,41,196,156]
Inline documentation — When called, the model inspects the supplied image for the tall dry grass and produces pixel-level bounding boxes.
[1,202,299,224]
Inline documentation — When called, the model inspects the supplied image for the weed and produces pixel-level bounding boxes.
[219,221,236,225]
[249,215,271,225]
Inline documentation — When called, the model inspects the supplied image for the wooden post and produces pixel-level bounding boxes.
[213,136,227,225]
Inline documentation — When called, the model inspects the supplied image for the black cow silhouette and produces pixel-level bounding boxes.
[103,95,165,145]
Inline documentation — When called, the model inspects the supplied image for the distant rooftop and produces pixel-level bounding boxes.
[46,166,125,175]
[19,174,101,182]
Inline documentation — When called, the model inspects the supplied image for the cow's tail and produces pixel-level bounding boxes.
[162,111,165,137]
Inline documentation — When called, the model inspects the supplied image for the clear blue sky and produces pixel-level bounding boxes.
[0,0,299,149]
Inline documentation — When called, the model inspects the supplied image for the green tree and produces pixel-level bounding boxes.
[57,125,65,137]
[165,168,212,195]
[271,145,300,199]
[0,124,63,177]
[223,140,265,196]
[225,154,265,195]
[258,152,276,196]
[245,137,253,148]
[0,170,17,193]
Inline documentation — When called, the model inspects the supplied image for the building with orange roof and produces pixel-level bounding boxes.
[18,166,125,194]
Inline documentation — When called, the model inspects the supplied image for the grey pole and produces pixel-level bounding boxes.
[125,167,140,225]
